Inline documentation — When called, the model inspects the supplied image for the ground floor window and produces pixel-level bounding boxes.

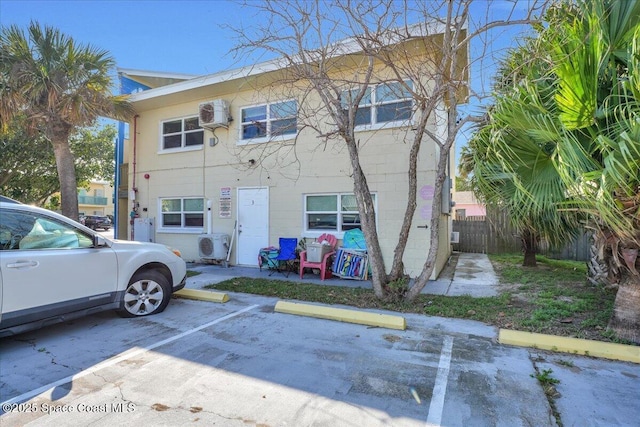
[160,197,204,229]
[304,193,376,233]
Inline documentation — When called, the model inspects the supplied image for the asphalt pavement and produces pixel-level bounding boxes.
[1,252,637,426]
[182,252,640,426]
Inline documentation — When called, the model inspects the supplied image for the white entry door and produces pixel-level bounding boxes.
[237,187,269,266]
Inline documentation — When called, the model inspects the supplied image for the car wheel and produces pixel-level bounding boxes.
[118,270,171,318]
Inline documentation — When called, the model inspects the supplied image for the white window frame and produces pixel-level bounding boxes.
[343,80,414,131]
[238,99,298,145]
[302,193,377,239]
[159,116,204,153]
[157,197,204,234]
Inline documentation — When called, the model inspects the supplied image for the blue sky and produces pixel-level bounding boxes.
[1,0,536,166]
[0,0,251,75]
[0,0,535,84]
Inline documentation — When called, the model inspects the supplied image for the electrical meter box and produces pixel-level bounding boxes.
[133,217,155,242]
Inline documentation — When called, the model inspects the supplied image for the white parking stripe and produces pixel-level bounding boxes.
[426,335,454,426]
[1,304,259,407]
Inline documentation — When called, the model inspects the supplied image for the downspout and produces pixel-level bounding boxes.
[132,115,139,194]
[131,115,139,240]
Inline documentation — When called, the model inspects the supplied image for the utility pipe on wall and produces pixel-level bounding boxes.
[130,115,139,241]
[132,115,139,195]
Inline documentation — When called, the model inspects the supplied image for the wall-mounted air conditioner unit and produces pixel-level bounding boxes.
[198,233,230,261]
[450,231,460,244]
[198,99,230,129]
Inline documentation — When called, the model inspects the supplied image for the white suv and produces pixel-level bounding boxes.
[0,200,187,337]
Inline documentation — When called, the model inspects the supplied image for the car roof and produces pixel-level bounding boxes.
[0,201,91,227]
[2,201,103,233]
[0,195,22,204]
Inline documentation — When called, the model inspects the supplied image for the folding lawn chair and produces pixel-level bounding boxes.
[270,237,298,277]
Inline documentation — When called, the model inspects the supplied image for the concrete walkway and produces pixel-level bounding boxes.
[186,252,499,297]
[424,253,499,297]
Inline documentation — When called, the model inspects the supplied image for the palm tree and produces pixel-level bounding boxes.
[473,0,640,342]
[468,29,582,267]
[469,115,580,267]
[545,0,640,343]
[0,21,134,219]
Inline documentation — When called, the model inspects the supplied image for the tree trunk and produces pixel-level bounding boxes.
[608,273,640,344]
[403,151,448,301]
[50,130,79,221]
[586,232,612,286]
[345,136,387,298]
[523,248,537,267]
[388,115,426,281]
[522,228,538,267]
[586,243,607,285]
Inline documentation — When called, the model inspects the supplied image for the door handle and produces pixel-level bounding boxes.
[7,261,39,269]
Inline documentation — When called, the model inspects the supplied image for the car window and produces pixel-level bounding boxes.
[0,210,93,250]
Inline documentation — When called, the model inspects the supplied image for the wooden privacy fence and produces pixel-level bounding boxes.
[452,212,591,261]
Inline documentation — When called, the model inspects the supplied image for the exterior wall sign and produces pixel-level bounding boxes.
[220,187,232,200]
[420,204,432,220]
[220,187,232,218]
[420,185,434,200]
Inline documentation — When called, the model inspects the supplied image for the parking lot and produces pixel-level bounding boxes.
[1,291,639,426]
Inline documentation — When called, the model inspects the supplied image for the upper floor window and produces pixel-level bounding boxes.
[342,80,413,128]
[161,117,203,151]
[240,100,297,144]
[160,197,204,230]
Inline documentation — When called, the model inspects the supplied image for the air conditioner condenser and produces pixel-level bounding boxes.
[198,233,230,261]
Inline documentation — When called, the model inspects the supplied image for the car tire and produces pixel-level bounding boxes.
[117,270,171,318]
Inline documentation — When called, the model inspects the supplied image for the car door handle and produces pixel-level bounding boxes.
[6,261,39,269]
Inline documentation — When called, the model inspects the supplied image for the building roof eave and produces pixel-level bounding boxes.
[126,20,458,105]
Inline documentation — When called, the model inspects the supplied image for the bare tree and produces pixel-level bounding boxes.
[231,0,545,300]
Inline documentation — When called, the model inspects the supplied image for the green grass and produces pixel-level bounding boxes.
[491,254,617,340]
[491,253,586,285]
[207,277,512,323]
[200,253,624,343]
[532,368,561,399]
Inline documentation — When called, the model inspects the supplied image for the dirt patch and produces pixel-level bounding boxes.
[383,334,402,343]
[479,256,623,342]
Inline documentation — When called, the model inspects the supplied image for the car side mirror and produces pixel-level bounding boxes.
[94,235,108,248]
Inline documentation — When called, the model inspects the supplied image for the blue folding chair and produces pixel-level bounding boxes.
[270,238,298,277]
